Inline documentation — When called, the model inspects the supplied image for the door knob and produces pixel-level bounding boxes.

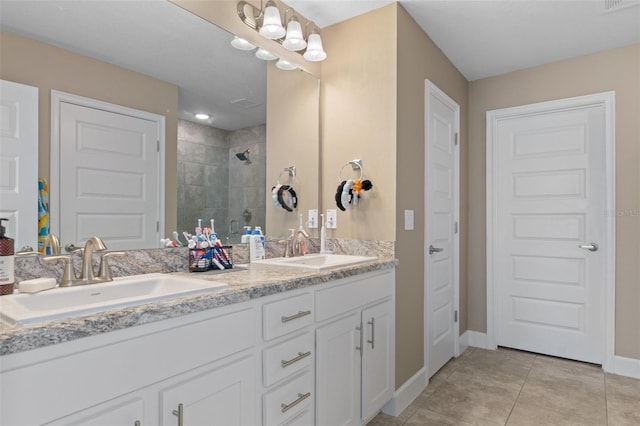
[429,245,443,255]
[578,243,598,252]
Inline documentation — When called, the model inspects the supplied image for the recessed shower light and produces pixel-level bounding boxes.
[195,113,210,120]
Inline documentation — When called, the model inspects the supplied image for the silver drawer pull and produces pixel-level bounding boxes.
[281,351,312,368]
[367,317,376,349]
[281,310,311,323]
[172,403,184,426]
[134,421,141,426]
[281,392,311,413]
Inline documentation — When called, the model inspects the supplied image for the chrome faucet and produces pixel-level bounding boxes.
[280,227,310,258]
[42,236,112,286]
[80,236,107,281]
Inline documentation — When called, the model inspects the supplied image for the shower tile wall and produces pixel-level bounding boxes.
[177,120,266,244]
[228,125,266,243]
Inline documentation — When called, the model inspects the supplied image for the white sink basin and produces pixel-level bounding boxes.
[0,273,228,326]
[254,254,378,271]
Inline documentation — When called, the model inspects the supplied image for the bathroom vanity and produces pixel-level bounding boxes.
[0,259,395,426]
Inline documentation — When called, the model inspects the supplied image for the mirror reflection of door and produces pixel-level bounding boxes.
[53,91,164,250]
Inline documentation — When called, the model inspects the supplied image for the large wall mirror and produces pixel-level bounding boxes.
[0,0,320,251]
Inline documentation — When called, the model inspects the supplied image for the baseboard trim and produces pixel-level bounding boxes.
[459,331,470,355]
[466,331,490,349]
[381,367,427,417]
[613,355,640,379]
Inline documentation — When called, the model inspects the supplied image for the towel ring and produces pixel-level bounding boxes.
[338,159,363,183]
[277,166,296,185]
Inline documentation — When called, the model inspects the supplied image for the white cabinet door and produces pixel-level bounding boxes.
[159,356,256,426]
[361,300,394,422]
[315,312,361,426]
[44,397,144,426]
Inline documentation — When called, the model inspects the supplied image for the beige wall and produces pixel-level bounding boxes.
[321,3,469,388]
[395,5,469,387]
[266,63,321,238]
[320,4,398,242]
[0,31,179,237]
[468,44,640,359]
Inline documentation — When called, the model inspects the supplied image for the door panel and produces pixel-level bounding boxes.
[494,105,605,363]
[425,82,459,377]
[0,80,38,251]
[59,101,160,250]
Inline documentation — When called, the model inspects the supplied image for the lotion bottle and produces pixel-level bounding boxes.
[0,218,15,295]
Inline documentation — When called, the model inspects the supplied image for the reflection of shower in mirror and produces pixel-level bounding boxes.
[235,149,251,164]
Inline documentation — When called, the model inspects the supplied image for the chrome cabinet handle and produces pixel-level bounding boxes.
[281,392,311,413]
[281,310,311,323]
[367,317,375,349]
[281,351,311,368]
[134,421,141,426]
[172,403,184,426]
[579,243,598,252]
[356,322,364,357]
[429,245,443,255]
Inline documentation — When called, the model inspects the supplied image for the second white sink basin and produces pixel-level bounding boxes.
[254,254,378,271]
[0,273,228,326]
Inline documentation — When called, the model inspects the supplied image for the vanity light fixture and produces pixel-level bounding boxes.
[195,113,210,120]
[275,58,297,71]
[237,0,327,64]
[255,47,277,61]
[230,36,256,51]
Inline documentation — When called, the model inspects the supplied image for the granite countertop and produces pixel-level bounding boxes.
[0,258,397,356]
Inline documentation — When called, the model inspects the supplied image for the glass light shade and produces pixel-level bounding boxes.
[259,4,286,39]
[230,36,256,51]
[255,48,277,61]
[276,58,298,71]
[282,19,307,51]
[303,33,327,61]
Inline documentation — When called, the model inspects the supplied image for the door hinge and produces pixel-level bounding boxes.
[454,221,458,234]
[454,310,458,323]
[157,140,160,152]
[157,221,160,232]
[454,133,459,146]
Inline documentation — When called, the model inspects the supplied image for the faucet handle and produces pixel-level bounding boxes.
[98,252,126,281]
[41,255,75,287]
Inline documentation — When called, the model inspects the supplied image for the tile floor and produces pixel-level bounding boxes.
[368,347,640,426]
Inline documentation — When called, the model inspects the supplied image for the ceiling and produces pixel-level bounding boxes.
[1,0,638,129]
[290,0,640,81]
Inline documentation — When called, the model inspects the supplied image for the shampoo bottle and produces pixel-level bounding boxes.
[0,218,15,295]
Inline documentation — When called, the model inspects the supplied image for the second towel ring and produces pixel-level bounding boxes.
[338,159,363,182]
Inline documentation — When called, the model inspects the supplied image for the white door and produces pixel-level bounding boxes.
[0,80,38,251]
[425,81,459,378]
[54,93,163,250]
[490,96,611,364]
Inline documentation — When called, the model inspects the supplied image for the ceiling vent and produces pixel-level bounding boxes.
[230,98,261,109]
[603,0,640,13]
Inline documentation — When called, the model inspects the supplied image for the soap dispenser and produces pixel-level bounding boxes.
[0,218,15,295]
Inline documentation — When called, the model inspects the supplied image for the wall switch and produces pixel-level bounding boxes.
[404,209,414,230]
[326,209,337,229]
[308,209,318,229]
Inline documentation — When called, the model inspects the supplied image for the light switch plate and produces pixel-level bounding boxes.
[326,209,337,229]
[308,209,318,228]
[404,209,414,230]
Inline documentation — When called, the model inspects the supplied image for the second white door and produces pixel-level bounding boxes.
[425,81,459,378]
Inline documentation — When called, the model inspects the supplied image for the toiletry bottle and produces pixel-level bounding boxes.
[0,218,15,295]
[253,226,265,248]
[241,226,252,244]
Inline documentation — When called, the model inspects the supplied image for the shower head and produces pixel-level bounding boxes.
[235,149,250,162]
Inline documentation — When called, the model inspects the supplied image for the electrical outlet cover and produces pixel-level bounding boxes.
[308,209,318,228]
[326,209,337,229]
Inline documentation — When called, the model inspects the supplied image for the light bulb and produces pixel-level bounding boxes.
[283,19,306,51]
[259,3,286,39]
[303,33,327,61]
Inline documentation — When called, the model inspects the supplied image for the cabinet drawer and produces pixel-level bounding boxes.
[315,270,393,321]
[263,332,314,387]
[263,371,313,426]
[281,409,314,426]
[263,293,313,340]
